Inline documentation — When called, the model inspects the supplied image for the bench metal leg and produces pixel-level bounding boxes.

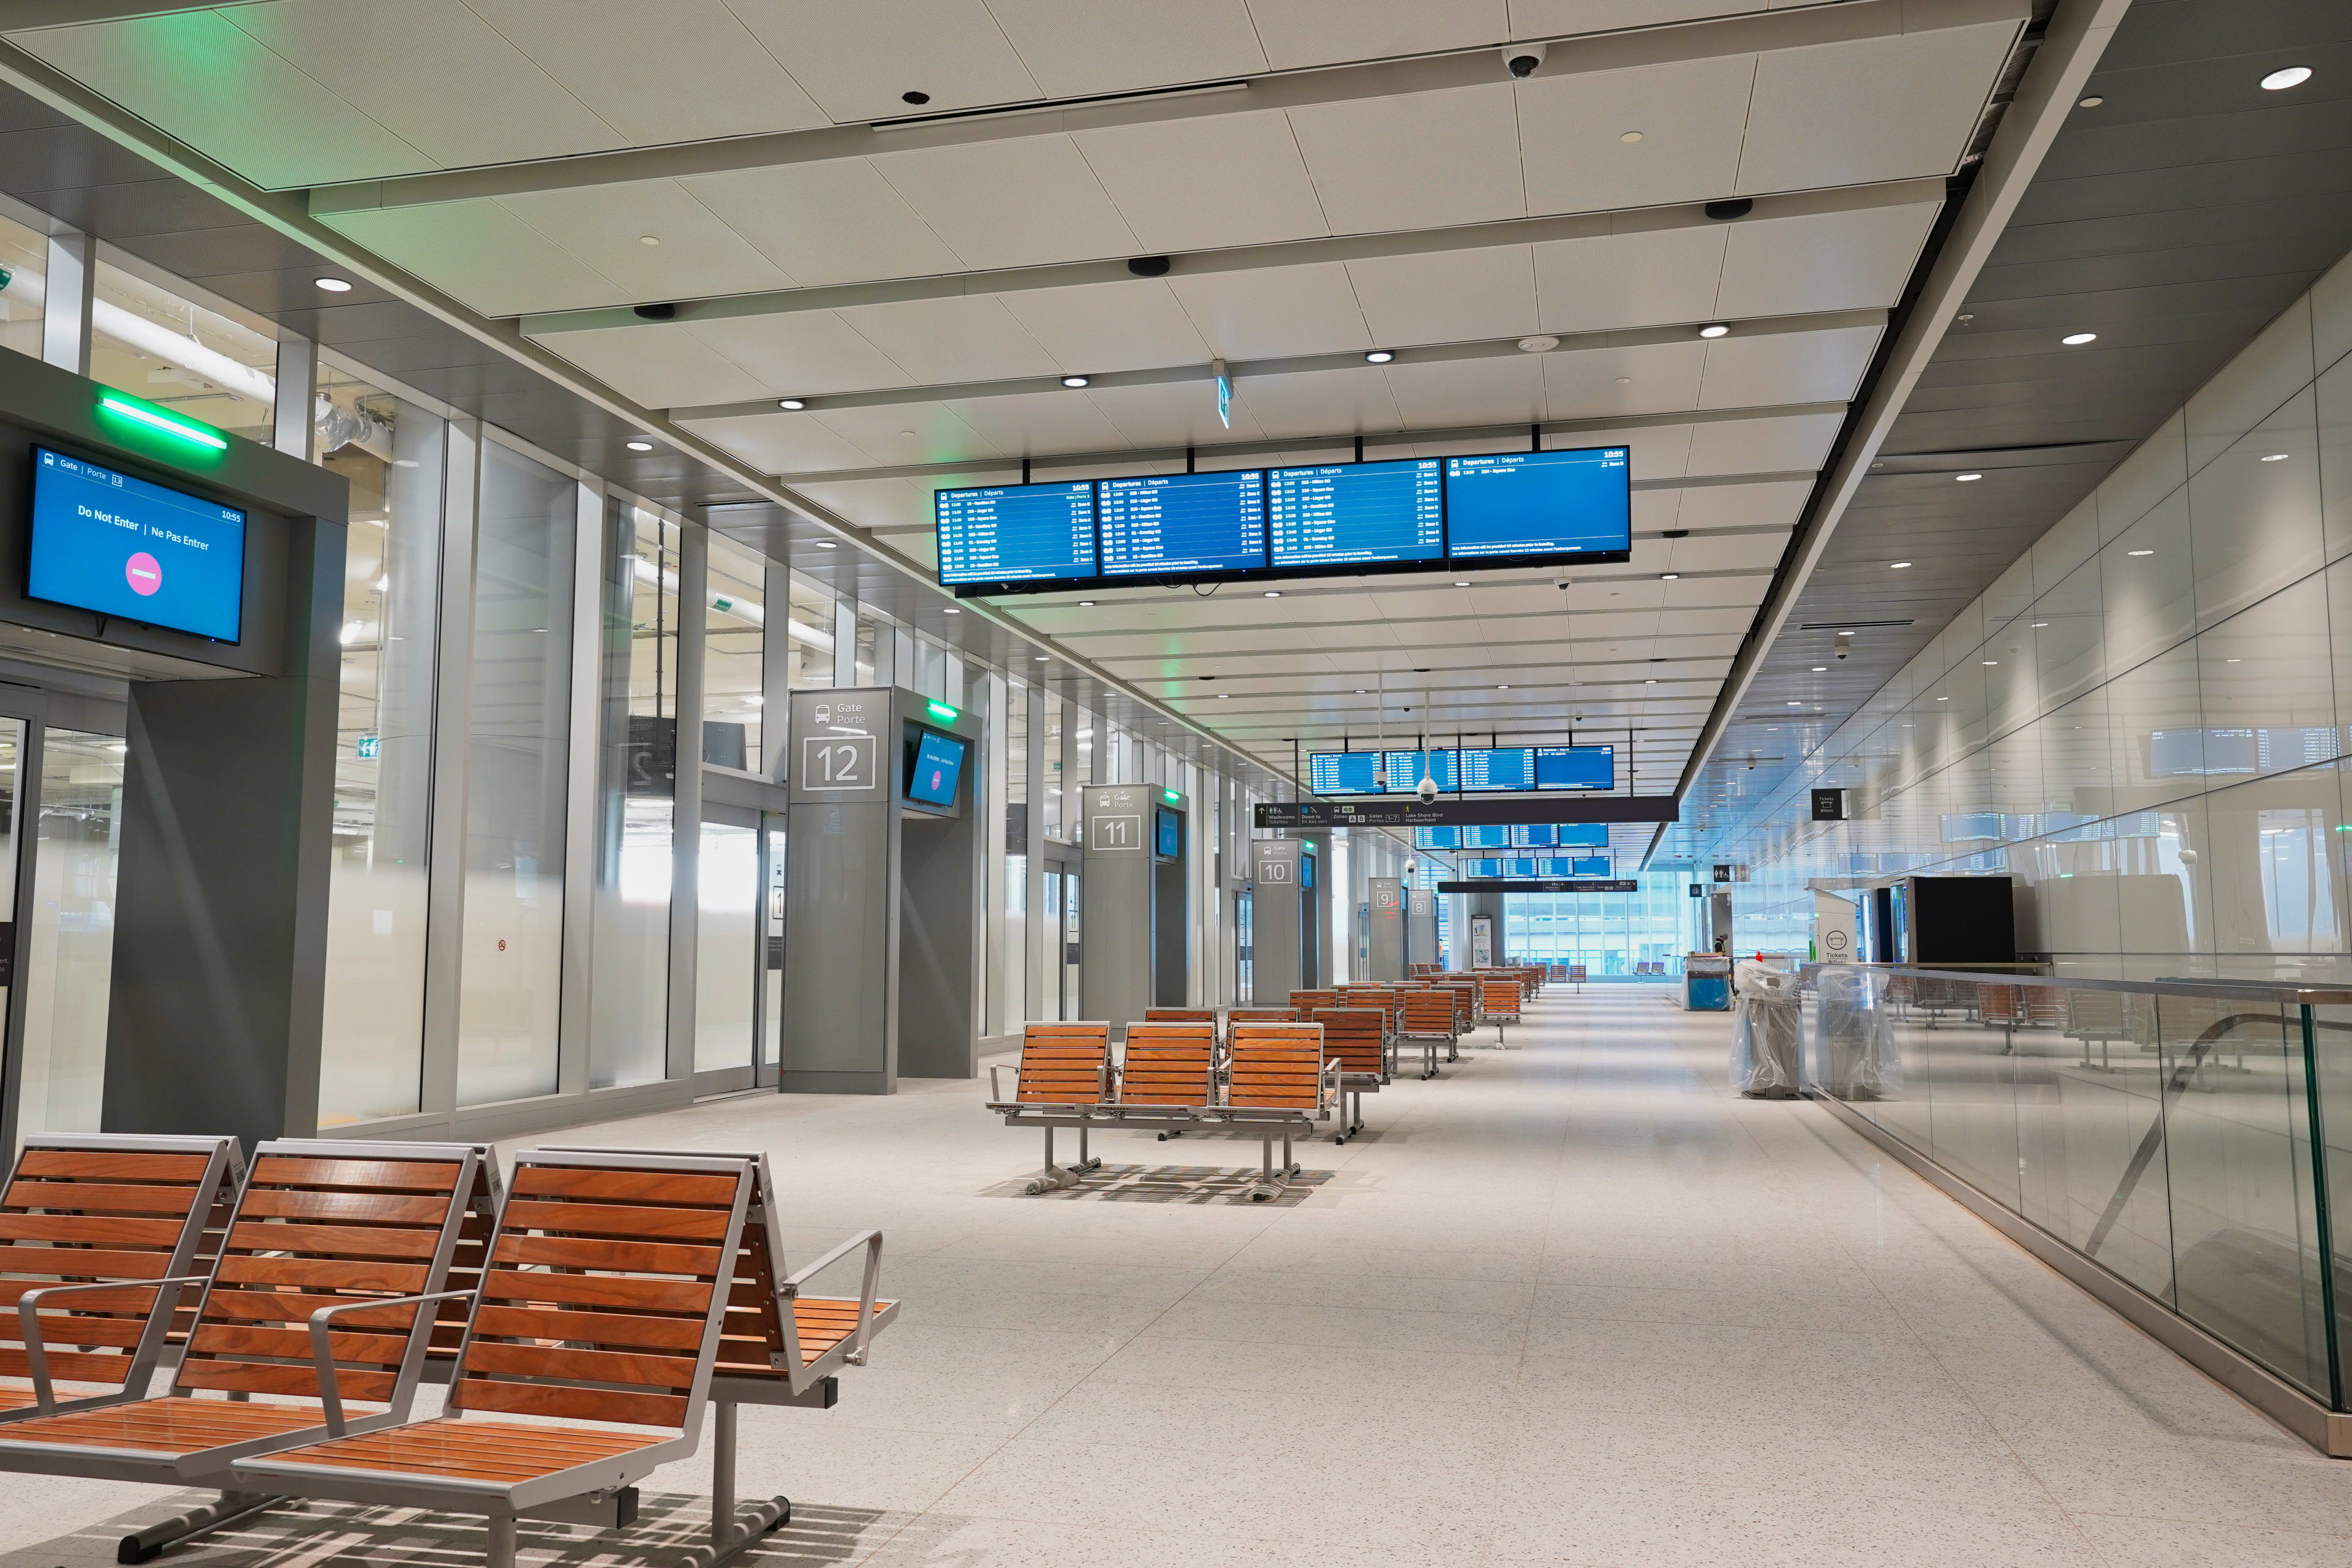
[1025,1128,1079,1194]
[1074,1126,1101,1173]
[683,1400,791,1568]
[117,1491,287,1564]
[486,1515,517,1568]
[1250,1137,1281,1202]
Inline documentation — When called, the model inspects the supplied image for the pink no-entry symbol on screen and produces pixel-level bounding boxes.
[125,552,162,596]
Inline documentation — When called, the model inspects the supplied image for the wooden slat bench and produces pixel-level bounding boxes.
[1227,1023,1340,1200]
[1480,977,1525,1046]
[1226,1008,1298,1027]
[1310,1008,1385,1142]
[235,1148,846,1568]
[1120,1021,1219,1142]
[1287,990,1338,1019]
[985,1022,1112,1190]
[1143,1008,1215,1029]
[0,1140,496,1564]
[1398,988,1458,1080]
[0,1134,241,1425]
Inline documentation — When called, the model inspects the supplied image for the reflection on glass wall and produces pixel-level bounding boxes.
[1502,876,1694,975]
[695,818,757,1072]
[317,367,443,1125]
[89,261,275,445]
[590,503,678,1091]
[704,535,764,772]
[1002,677,1028,1030]
[454,442,575,1106]
[20,729,123,1136]
[0,214,45,361]
[1044,700,1066,840]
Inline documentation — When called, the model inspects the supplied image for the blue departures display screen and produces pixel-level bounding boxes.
[935,480,1096,586]
[1156,807,1182,858]
[906,729,967,807]
[1099,470,1267,576]
[1535,745,1615,790]
[1268,459,1443,568]
[29,447,246,641]
[1443,447,1630,561]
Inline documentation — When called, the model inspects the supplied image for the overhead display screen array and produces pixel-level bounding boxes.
[1309,745,1615,797]
[1417,824,1610,850]
[28,447,247,642]
[1461,858,1611,878]
[936,445,1629,594]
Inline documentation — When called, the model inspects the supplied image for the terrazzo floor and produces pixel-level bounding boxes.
[4,987,2348,1568]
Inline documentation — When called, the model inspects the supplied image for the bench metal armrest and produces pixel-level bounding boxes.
[1323,1056,1341,1114]
[781,1229,884,1390]
[18,1274,210,1413]
[989,1062,1003,1100]
[307,1289,475,1437]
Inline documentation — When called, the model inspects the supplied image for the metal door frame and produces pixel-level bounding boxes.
[755,809,783,1089]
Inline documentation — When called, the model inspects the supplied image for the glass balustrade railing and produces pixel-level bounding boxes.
[1807,965,2351,1415]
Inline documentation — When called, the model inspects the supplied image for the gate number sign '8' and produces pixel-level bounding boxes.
[801,733,876,790]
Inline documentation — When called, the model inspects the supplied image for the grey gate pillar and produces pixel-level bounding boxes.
[1079,782,1189,1032]
[1368,876,1405,980]
[781,687,985,1092]
[1407,888,1438,973]
[1248,837,1310,1000]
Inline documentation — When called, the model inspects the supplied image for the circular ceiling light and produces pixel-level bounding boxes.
[314,276,353,292]
[1263,590,1283,598]
[1812,666,1826,672]
[777,398,805,410]
[2078,94,2104,108]
[638,234,660,247]
[2127,548,2154,557]
[2262,452,2290,462]
[1498,684,1510,690]
[1517,334,1559,353]
[1060,375,1091,388]
[1455,581,1471,588]
[812,540,837,549]
[1697,323,1731,339]
[1619,130,1643,144]
[1364,350,1395,364]
[1659,572,1679,581]
[2261,66,2313,91]
[625,439,654,452]
[1890,560,1912,569]
[1955,472,1983,482]
[2062,331,2098,345]
[943,606,960,614]
[1644,678,1657,685]
[1034,655,1049,662]
[1077,600,1096,608]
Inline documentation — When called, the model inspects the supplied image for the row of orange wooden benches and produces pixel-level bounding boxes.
[986,970,1550,1199]
[0,1133,891,1568]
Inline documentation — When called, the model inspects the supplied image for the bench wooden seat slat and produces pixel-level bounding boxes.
[479,1268,711,1314]
[463,1340,699,1391]
[472,1305,703,1350]
[489,1233,722,1276]
[225,1221,447,1259]
[457,1373,688,1428]
[1,1182,209,1215]
[507,1167,740,1205]
[247,1158,462,1192]
[494,1199,734,1242]
[0,1215,186,1246]
[11,1152,213,1183]
[266,1418,662,1483]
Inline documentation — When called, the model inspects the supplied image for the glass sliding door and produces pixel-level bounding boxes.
[758,813,784,1087]
[18,729,123,1137]
[695,808,758,1076]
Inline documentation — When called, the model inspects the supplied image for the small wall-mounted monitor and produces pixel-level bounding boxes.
[1155,805,1182,859]
[1300,848,1316,889]
[28,446,246,642]
[902,723,967,813]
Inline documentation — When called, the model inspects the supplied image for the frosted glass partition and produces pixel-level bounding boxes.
[19,729,123,1137]
[454,442,575,1107]
[1811,964,2351,1415]
[695,818,758,1071]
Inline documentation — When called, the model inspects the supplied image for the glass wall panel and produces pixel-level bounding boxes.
[1002,677,1028,1030]
[454,442,575,1106]
[1044,699,1067,840]
[784,572,835,689]
[0,214,45,361]
[89,261,274,445]
[589,503,677,1091]
[696,818,758,1071]
[317,366,444,1125]
[704,534,764,771]
[19,730,123,1136]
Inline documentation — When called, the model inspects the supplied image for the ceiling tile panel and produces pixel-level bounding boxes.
[809,401,1000,464]
[322,200,616,316]
[1285,85,1527,234]
[870,137,1141,270]
[1516,55,1757,215]
[468,0,830,144]
[1378,355,1548,429]
[1736,22,2018,194]
[13,10,432,187]
[724,1,1041,121]
[832,295,1060,383]
[1246,0,1507,70]
[1074,110,1329,252]
[938,390,1133,455]
[684,312,916,398]
[1084,381,1272,447]
[998,281,1215,372]
[1542,341,1707,419]
[1674,477,1812,532]
[538,322,771,407]
[1533,225,1727,334]
[228,0,625,172]
[1684,412,1842,474]
[499,181,796,302]
[1695,325,1879,408]
[1714,200,1940,319]
[1167,262,1373,358]
[1346,247,1540,345]
[1549,423,1692,477]
[986,0,1268,97]
[678,410,875,473]
[1229,365,1405,438]
[680,161,967,285]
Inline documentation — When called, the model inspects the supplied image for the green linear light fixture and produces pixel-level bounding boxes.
[97,390,228,451]
[927,700,959,723]
[1163,788,1181,804]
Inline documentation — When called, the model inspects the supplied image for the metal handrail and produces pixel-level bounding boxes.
[1825,961,2352,1006]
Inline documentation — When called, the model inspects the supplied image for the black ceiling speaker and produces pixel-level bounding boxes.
[633,303,677,321]
[1704,199,1754,221]
[1127,255,1173,277]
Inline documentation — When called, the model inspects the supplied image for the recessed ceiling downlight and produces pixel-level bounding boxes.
[1364,350,1395,364]
[625,439,653,452]
[2261,66,2313,91]
[1060,375,1090,388]
[2062,331,2098,345]
[1697,323,1730,339]
[777,398,805,410]
[314,276,353,292]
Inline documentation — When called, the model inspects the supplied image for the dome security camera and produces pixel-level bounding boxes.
[1835,647,1849,660]
[1503,42,1546,78]
[1553,575,1574,591]
[1415,776,1440,804]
